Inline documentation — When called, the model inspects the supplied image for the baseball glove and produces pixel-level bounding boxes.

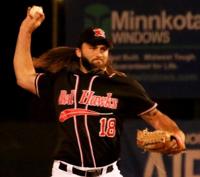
[136,129,176,153]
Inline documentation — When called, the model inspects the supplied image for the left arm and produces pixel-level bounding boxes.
[140,108,186,153]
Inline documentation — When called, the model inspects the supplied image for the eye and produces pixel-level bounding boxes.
[100,46,108,52]
[89,46,96,50]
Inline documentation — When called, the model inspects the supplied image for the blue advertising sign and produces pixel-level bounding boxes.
[63,0,200,98]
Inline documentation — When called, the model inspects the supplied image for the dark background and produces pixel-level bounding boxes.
[0,0,53,122]
[0,1,55,177]
[0,0,199,177]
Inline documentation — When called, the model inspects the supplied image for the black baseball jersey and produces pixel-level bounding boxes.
[35,69,157,167]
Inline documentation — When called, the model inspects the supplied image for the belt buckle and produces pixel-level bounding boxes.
[86,169,102,177]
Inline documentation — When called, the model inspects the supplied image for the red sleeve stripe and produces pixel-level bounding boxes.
[137,103,158,116]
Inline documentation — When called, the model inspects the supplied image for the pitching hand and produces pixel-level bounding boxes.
[21,5,45,33]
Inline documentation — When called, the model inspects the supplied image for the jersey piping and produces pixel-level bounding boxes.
[138,103,158,116]
[35,73,44,97]
[73,74,84,167]
[84,75,99,167]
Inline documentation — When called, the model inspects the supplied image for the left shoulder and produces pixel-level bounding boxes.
[110,74,143,86]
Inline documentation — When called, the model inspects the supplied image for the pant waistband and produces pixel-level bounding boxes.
[58,161,115,177]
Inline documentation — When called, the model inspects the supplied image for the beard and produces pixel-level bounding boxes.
[81,56,108,72]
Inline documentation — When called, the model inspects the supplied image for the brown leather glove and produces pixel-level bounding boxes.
[136,129,179,154]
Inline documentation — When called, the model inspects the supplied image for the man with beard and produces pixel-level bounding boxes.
[13,5,185,177]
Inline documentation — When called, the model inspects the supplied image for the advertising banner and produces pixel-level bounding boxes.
[63,0,200,98]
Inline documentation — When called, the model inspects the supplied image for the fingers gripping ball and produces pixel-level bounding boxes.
[29,6,43,17]
[136,129,175,153]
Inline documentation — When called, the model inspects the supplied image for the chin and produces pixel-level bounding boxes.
[94,64,105,69]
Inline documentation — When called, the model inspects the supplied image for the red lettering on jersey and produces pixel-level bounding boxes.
[78,90,94,105]
[79,90,118,109]
[58,90,74,105]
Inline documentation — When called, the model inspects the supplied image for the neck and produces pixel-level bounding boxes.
[80,63,88,73]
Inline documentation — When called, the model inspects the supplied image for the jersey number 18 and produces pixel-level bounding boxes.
[99,118,116,138]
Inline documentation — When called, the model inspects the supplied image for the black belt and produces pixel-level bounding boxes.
[59,162,114,177]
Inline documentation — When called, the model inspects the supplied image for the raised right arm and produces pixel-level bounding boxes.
[13,6,45,94]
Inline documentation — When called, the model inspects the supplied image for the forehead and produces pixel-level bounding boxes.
[82,42,109,49]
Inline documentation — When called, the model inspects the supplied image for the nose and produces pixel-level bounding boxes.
[95,48,103,57]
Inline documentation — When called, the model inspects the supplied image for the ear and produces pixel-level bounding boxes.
[75,48,81,58]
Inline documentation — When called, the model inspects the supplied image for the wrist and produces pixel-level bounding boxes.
[20,20,35,35]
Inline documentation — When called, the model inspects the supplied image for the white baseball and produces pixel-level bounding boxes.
[30,6,43,17]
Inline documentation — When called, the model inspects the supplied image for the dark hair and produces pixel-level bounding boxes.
[33,46,126,77]
[33,46,80,73]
